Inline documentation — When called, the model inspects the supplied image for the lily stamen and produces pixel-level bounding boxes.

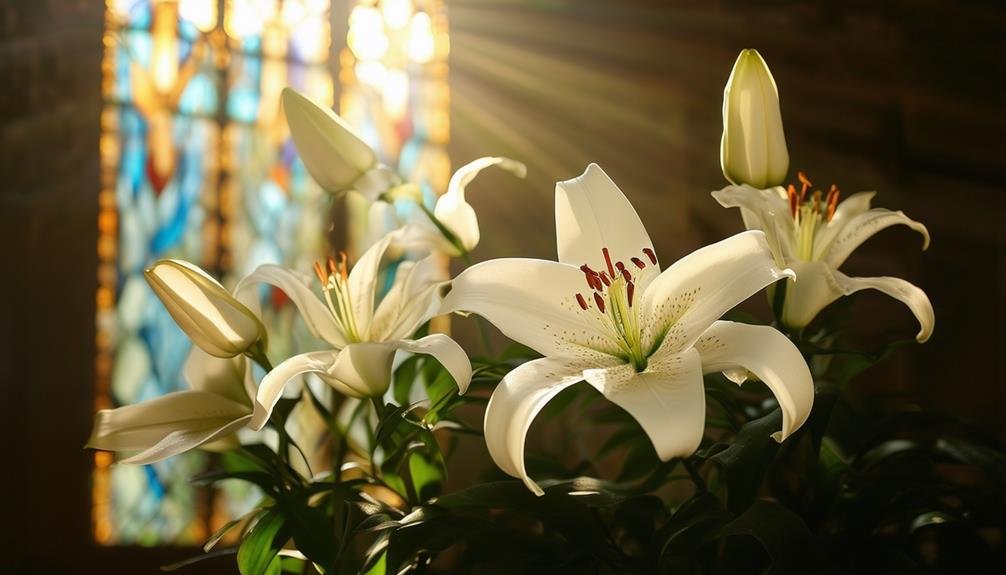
[786,171,844,260]
[316,251,362,342]
[593,292,606,313]
[642,248,657,265]
[570,246,657,369]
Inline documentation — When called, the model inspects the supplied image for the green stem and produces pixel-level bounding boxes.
[682,458,707,493]
[246,341,273,372]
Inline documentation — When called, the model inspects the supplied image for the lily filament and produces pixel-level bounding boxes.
[314,252,361,343]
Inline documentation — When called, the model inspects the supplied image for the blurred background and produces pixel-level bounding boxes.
[1,0,1003,572]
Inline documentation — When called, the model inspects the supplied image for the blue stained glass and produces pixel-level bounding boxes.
[99,0,335,546]
[177,73,218,115]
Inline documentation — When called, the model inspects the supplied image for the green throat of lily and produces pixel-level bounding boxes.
[575,246,658,371]
[788,171,841,261]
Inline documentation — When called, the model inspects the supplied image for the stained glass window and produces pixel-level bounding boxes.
[339,0,450,255]
[95,0,334,545]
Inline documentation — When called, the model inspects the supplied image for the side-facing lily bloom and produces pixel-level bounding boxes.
[145,259,267,358]
[235,231,472,430]
[87,349,256,464]
[283,87,399,198]
[721,49,789,189]
[712,173,934,341]
[441,164,814,494]
[398,156,527,256]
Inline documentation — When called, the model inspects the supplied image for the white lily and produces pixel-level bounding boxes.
[441,164,814,495]
[87,348,256,464]
[712,173,934,342]
[376,157,527,257]
[282,87,399,199]
[235,231,472,430]
[145,259,267,358]
[721,49,789,189]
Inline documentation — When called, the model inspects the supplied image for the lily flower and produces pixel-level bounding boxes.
[712,173,934,341]
[235,231,472,430]
[398,156,527,257]
[282,87,399,199]
[87,349,255,464]
[721,49,789,189]
[145,259,267,358]
[441,164,814,494]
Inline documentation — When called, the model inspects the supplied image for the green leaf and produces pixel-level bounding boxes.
[656,493,731,571]
[709,409,782,513]
[203,516,245,552]
[408,450,445,502]
[160,548,238,571]
[275,498,336,571]
[237,509,289,575]
[393,354,422,406]
[718,499,812,572]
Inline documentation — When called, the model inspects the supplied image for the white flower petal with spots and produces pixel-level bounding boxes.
[444,164,813,493]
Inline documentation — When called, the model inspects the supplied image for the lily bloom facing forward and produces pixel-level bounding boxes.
[713,173,934,341]
[235,231,472,430]
[442,164,814,494]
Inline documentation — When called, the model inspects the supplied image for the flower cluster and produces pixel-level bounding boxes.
[87,49,936,573]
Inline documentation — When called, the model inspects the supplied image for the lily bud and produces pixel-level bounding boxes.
[281,87,379,194]
[720,49,789,189]
[145,259,266,358]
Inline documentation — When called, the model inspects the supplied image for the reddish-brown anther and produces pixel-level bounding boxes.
[602,247,615,277]
[642,248,657,265]
[593,292,606,313]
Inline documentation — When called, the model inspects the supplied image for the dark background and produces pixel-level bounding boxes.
[2,1,1003,573]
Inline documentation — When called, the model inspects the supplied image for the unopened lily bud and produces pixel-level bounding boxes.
[145,260,266,358]
[282,87,379,194]
[720,49,789,189]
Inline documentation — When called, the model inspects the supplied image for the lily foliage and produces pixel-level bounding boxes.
[85,56,1006,575]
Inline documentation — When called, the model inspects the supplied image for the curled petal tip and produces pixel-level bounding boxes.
[779,267,797,282]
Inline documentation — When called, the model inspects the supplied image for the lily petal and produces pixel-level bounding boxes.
[695,321,813,441]
[235,264,346,348]
[811,191,875,259]
[834,270,935,343]
[370,254,448,341]
[88,390,252,464]
[822,208,930,269]
[435,157,527,253]
[251,350,341,429]
[183,348,250,406]
[394,334,473,394]
[441,257,618,359]
[349,231,397,339]
[711,184,796,262]
[555,164,656,271]
[781,261,934,342]
[583,348,706,462]
[484,356,610,495]
[641,230,793,355]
